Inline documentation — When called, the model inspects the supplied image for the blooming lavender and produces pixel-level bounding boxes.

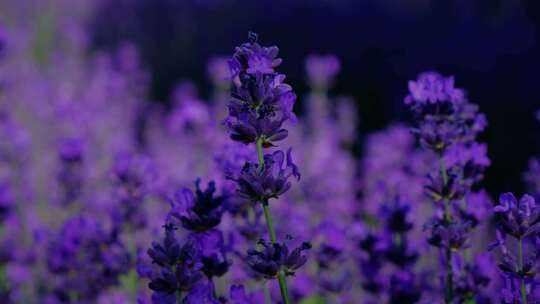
[141,224,205,303]
[405,71,490,303]
[357,197,425,303]
[491,193,540,303]
[0,5,537,302]
[225,32,296,147]
[168,180,231,280]
[305,55,340,91]
[111,152,156,231]
[56,138,84,206]
[246,238,311,278]
[225,32,309,304]
[45,216,131,302]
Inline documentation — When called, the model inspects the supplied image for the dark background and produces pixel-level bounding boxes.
[92,0,540,197]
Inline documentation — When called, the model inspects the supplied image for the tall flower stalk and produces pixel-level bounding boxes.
[225,32,309,304]
[405,72,489,303]
[491,193,539,304]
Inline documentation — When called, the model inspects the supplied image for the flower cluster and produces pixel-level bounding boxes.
[56,138,84,206]
[305,55,340,90]
[406,72,486,155]
[45,216,131,302]
[111,152,156,230]
[246,238,311,278]
[225,32,297,147]
[0,8,535,303]
[491,193,540,303]
[141,224,204,302]
[232,149,300,204]
[168,179,227,232]
[405,71,492,303]
[357,198,425,303]
[140,179,231,303]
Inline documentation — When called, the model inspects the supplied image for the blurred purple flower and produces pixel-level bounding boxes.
[305,55,340,89]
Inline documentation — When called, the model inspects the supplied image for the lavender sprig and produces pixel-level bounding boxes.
[226,32,309,304]
[405,72,488,303]
[491,193,540,304]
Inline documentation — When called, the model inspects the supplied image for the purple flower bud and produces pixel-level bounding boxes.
[246,238,311,278]
[168,180,227,232]
[182,281,221,304]
[143,225,205,300]
[234,149,300,203]
[229,284,264,304]
[494,192,540,238]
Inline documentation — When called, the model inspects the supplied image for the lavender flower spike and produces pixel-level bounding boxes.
[226,32,309,304]
[492,192,540,304]
[225,32,297,147]
[405,71,489,303]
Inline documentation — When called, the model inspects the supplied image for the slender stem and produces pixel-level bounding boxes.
[176,290,182,304]
[518,238,528,304]
[439,158,453,304]
[255,138,291,304]
[262,202,277,243]
[263,281,272,304]
[277,273,290,304]
[256,138,265,171]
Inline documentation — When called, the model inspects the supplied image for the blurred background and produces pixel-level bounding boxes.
[90,0,540,196]
[0,1,538,302]
[2,0,540,195]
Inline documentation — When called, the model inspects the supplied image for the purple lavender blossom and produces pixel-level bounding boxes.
[181,281,221,304]
[229,284,264,304]
[207,56,231,90]
[57,138,84,206]
[168,180,227,232]
[405,71,490,303]
[491,192,540,304]
[305,55,340,90]
[46,216,131,302]
[111,152,156,230]
[231,149,300,204]
[225,32,297,146]
[246,238,311,278]
[142,224,205,302]
[188,230,231,279]
[525,158,540,200]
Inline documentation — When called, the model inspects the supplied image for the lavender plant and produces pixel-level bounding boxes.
[225,32,310,304]
[405,72,491,303]
[0,4,538,302]
[491,193,540,303]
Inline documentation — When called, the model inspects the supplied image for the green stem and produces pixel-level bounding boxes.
[262,202,277,243]
[440,158,453,304]
[256,138,265,171]
[277,273,290,304]
[263,281,272,304]
[256,138,290,304]
[518,238,528,304]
